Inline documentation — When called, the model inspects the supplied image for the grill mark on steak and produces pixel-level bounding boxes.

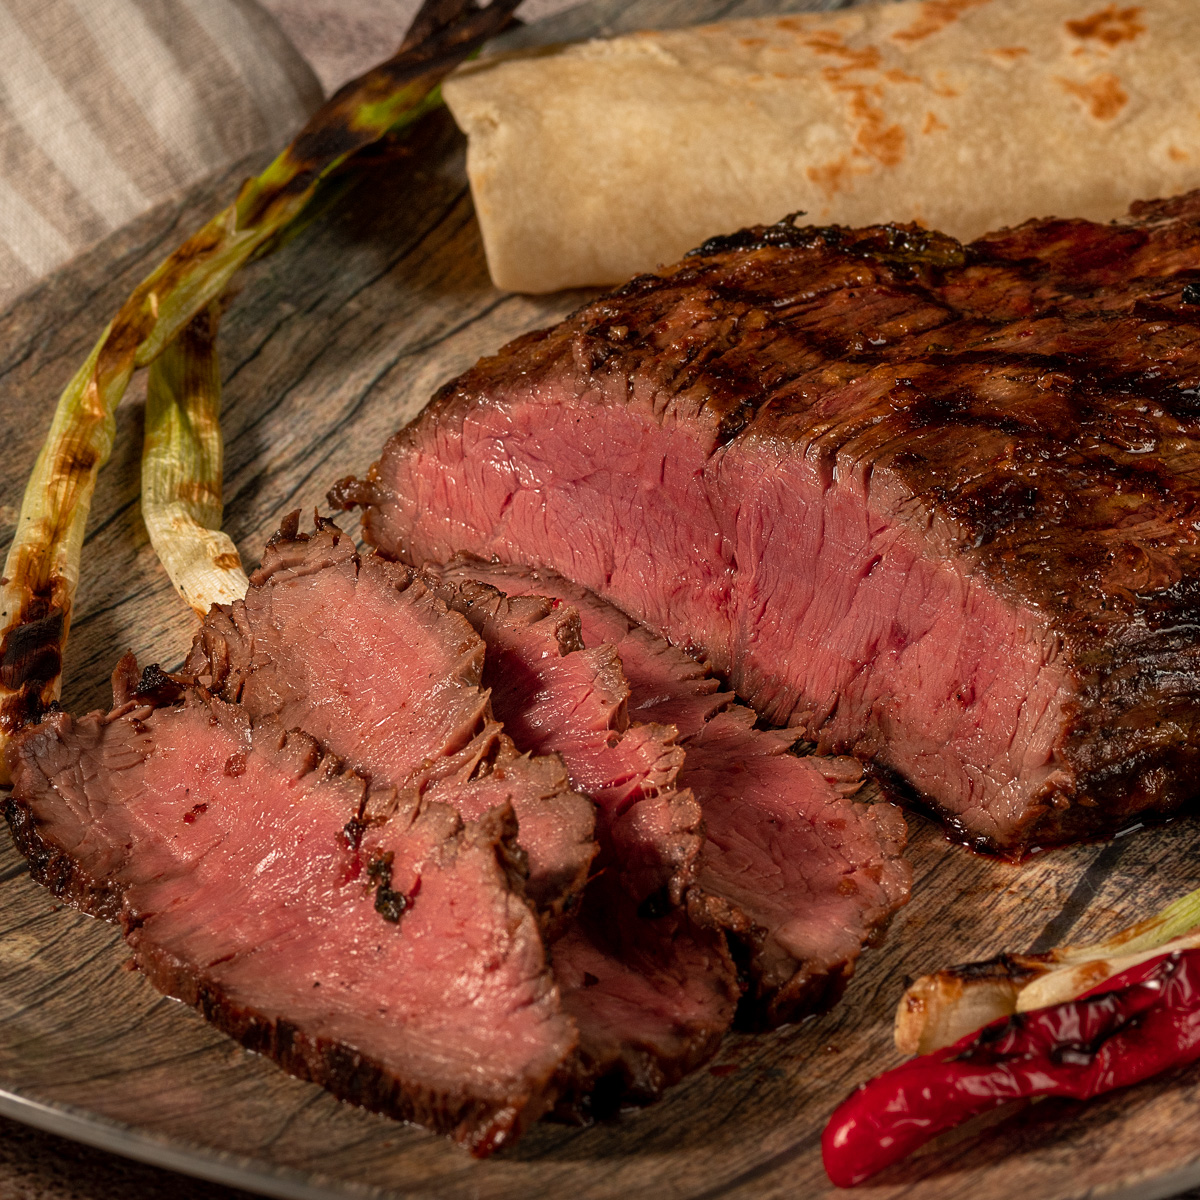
[184,517,596,934]
[5,677,576,1154]
[424,569,737,1107]
[347,191,1200,854]
[434,559,911,1029]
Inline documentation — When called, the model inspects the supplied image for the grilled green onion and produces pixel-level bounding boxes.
[142,302,248,615]
[0,0,520,775]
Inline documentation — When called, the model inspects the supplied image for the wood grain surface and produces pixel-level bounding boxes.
[5,2,1200,1197]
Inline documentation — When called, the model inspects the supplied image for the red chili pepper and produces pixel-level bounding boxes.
[822,948,1200,1188]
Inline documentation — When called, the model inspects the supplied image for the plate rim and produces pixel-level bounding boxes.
[0,1086,375,1200]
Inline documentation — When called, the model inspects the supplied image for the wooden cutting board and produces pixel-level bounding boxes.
[4,3,1200,1198]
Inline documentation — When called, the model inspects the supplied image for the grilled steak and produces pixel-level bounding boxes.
[6,664,575,1154]
[185,515,596,932]
[427,572,737,1106]
[426,572,700,906]
[682,709,906,1025]
[551,882,737,1115]
[438,559,910,1027]
[344,193,1200,855]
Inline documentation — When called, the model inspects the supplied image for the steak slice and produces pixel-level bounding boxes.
[345,194,1200,855]
[550,881,737,1116]
[425,571,700,906]
[435,558,910,1028]
[6,674,575,1154]
[424,571,737,1106]
[682,708,908,1025]
[185,515,595,932]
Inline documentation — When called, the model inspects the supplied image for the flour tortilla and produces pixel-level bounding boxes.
[443,0,1200,293]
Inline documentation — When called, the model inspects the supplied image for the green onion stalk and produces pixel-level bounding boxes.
[142,301,248,616]
[0,0,522,779]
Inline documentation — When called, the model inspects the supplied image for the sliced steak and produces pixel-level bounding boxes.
[6,672,574,1154]
[682,708,909,1025]
[425,571,699,906]
[551,879,738,1117]
[435,558,910,1028]
[424,571,737,1104]
[185,515,595,932]
[344,194,1200,855]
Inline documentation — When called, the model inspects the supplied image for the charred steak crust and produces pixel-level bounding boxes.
[349,194,1200,854]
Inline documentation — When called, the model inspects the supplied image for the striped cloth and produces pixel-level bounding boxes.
[0,0,323,306]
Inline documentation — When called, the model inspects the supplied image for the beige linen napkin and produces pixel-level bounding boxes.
[0,0,322,307]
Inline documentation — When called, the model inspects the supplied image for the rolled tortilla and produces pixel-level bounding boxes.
[444,0,1200,293]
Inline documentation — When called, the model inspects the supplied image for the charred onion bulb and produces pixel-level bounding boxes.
[895,883,1200,1055]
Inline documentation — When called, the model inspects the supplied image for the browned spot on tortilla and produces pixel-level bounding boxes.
[923,111,948,134]
[807,157,856,198]
[885,68,922,84]
[892,0,992,46]
[1169,145,1190,162]
[212,552,242,571]
[854,109,906,166]
[803,31,883,72]
[738,36,767,48]
[989,45,1030,62]
[804,33,906,169]
[1066,4,1145,46]
[1058,72,1128,120]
